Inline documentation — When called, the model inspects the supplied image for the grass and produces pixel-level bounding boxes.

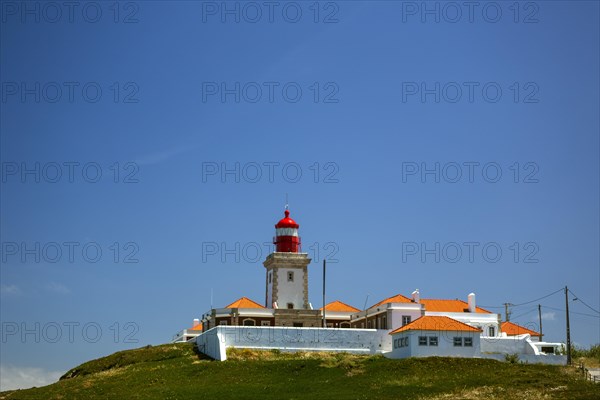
[1,343,597,399]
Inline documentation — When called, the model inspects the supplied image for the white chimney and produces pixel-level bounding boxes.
[467,293,476,313]
[412,289,420,303]
[193,318,200,327]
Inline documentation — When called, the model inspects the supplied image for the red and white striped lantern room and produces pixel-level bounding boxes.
[273,209,301,253]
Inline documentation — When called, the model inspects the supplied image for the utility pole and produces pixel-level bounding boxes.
[565,286,571,365]
[538,304,543,340]
[503,303,513,321]
[322,259,326,328]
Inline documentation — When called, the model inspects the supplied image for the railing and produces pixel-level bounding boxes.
[579,362,599,383]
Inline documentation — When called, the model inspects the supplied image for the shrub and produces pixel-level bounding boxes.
[504,353,519,364]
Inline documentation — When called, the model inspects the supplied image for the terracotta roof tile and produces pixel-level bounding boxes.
[501,321,541,337]
[370,294,413,308]
[225,297,266,309]
[421,299,491,314]
[390,316,482,335]
[190,323,203,331]
[320,300,361,312]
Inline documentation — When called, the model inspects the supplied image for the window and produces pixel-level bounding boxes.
[293,322,303,327]
[219,320,228,325]
[429,336,438,346]
[340,322,350,328]
[541,346,555,354]
[488,326,495,336]
[402,316,411,326]
[404,337,409,347]
[287,271,294,282]
[382,315,387,330]
[454,337,463,347]
[397,337,409,348]
[261,320,271,326]
[243,319,255,326]
[287,303,294,309]
[268,273,272,283]
[419,336,428,346]
[464,337,473,347]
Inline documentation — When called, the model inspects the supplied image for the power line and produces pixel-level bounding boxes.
[567,288,600,314]
[544,306,600,319]
[511,287,564,307]
[510,306,538,321]
[480,287,564,310]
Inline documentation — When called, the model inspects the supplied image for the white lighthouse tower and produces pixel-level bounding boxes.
[264,208,311,310]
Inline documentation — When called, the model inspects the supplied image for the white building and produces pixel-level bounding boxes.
[387,316,482,359]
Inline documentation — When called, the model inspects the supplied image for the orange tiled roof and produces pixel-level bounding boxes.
[190,323,203,331]
[501,321,541,337]
[390,316,482,335]
[225,297,266,309]
[421,299,491,314]
[370,294,413,309]
[320,300,361,312]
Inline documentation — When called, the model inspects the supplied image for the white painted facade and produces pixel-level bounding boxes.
[388,329,481,359]
[351,302,423,329]
[195,326,392,361]
[274,267,305,309]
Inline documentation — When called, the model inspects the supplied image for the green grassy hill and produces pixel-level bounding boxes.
[1,343,597,399]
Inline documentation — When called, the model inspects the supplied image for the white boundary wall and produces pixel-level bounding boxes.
[195,326,391,361]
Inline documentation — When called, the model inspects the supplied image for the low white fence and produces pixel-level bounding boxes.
[195,326,391,361]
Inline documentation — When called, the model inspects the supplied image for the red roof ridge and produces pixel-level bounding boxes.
[225,296,266,309]
[501,321,541,337]
[420,298,492,314]
[320,300,361,312]
[370,293,414,309]
[389,316,482,335]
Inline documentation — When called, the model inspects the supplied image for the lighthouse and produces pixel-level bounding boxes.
[274,209,300,252]
[264,208,311,310]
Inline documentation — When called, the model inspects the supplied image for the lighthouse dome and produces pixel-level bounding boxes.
[275,210,299,229]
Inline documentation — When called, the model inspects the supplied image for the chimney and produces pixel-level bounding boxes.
[468,293,476,313]
[193,318,200,327]
[411,289,420,303]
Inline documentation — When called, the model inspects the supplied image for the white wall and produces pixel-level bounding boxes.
[266,270,273,307]
[275,268,305,309]
[389,307,422,330]
[387,330,481,359]
[195,326,391,361]
[480,335,531,354]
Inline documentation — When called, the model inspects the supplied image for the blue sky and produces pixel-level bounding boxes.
[1,0,599,390]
